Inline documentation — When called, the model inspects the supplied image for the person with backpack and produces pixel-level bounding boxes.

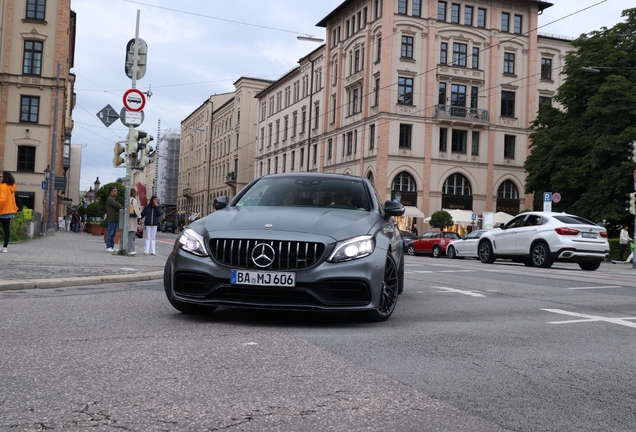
[0,171,19,253]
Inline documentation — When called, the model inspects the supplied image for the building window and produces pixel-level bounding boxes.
[451,129,467,153]
[284,117,288,140]
[399,124,412,149]
[26,0,45,20]
[439,82,447,105]
[369,124,376,149]
[377,37,382,61]
[541,58,552,80]
[275,120,280,143]
[471,131,479,155]
[313,144,317,165]
[444,173,472,196]
[268,123,272,146]
[413,0,421,17]
[504,52,515,74]
[439,128,448,152]
[451,3,460,23]
[349,88,361,114]
[260,127,265,149]
[17,146,36,172]
[314,105,319,128]
[328,139,333,159]
[401,36,414,59]
[300,148,304,167]
[504,135,516,158]
[282,154,287,172]
[501,91,515,117]
[539,96,552,107]
[477,8,486,27]
[292,112,297,136]
[23,41,43,75]
[374,77,380,106]
[347,132,354,155]
[332,95,337,122]
[302,111,306,133]
[470,86,478,109]
[398,0,407,14]
[440,42,448,64]
[472,47,479,69]
[354,48,362,73]
[398,77,413,105]
[20,96,39,123]
[274,156,279,174]
[498,180,519,199]
[291,151,295,171]
[514,15,522,34]
[438,1,447,21]
[452,43,467,67]
[393,172,417,192]
[465,6,473,25]
[501,12,510,32]
[450,84,466,114]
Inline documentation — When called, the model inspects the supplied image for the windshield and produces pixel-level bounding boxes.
[234,177,372,211]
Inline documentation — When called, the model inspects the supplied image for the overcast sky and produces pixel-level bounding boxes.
[70,0,633,191]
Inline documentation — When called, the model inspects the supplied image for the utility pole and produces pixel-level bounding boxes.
[47,63,60,233]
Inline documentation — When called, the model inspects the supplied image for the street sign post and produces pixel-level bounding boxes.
[543,192,552,212]
[96,104,120,127]
[119,107,144,127]
[552,192,561,203]
[123,88,145,112]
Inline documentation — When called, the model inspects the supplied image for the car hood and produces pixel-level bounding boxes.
[195,206,380,242]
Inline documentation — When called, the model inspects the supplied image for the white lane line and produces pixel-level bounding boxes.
[412,271,433,273]
[567,285,621,290]
[437,270,475,273]
[542,309,636,328]
[433,286,486,297]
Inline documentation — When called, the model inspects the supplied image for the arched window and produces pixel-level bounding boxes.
[392,171,416,192]
[497,180,519,199]
[443,173,472,196]
[366,171,375,186]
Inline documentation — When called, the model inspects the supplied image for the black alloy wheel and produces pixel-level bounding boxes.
[531,242,553,268]
[362,255,399,322]
[478,241,496,263]
[407,244,415,255]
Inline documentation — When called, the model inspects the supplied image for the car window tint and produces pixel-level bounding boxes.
[445,233,460,239]
[553,215,595,225]
[422,233,433,238]
[506,216,525,228]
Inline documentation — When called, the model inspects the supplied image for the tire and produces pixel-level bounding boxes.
[361,254,399,322]
[531,242,553,268]
[522,257,534,267]
[478,241,496,263]
[398,257,405,295]
[447,245,456,259]
[407,245,415,256]
[432,245,442,258]
[163,257,218,314]
[579,261,601,271]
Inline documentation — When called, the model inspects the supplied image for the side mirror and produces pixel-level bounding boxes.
[213,196,229,210]
[384,200,405,217]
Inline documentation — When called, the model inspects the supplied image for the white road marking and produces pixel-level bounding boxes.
[566,285,621,290]
[542,309,636,328]
[433,286,486,297]
[437,270,475,273]
[242,342,258,346]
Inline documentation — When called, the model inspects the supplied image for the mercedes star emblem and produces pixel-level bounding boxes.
[251,243,276,268]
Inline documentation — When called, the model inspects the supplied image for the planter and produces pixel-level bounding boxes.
[103,229,121,244]
[89,225,103,236]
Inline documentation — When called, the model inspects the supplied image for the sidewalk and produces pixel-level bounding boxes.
[0,229,173,290]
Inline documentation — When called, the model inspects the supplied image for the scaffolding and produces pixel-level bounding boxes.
[156,130,180,219]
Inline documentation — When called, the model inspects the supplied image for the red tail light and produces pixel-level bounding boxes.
[554,227,581,236]
[599,231,608,238]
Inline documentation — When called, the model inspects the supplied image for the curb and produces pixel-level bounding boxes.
[0,271,164,291]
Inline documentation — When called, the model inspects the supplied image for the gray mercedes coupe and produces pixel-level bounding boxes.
[164,173,406,322]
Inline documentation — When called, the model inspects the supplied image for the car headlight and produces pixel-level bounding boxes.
[178,228,208,257]
[328,235,375,262]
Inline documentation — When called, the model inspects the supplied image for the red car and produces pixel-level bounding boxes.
[408,231,461,257]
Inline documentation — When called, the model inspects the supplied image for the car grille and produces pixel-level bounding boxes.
[209,238,326,270]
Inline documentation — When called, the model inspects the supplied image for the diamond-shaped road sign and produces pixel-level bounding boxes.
[96,104,120,127]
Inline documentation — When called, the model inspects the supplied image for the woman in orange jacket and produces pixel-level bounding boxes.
[0,171,19,253]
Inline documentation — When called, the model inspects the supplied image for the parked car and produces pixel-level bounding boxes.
[161,221,176,233]
[477,212,609,270]
[401,230,420,255]
[408,231,461,257]
[164,172,406,322]
[446,229,487,259]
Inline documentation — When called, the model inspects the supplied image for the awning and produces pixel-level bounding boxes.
[402,206,425,218]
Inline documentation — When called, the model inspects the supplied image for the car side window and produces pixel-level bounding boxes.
[421,233,433,239]
[524,215,541,227]
[506,216,525,228]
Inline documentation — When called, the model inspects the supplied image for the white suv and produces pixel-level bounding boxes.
[477,212,609,271]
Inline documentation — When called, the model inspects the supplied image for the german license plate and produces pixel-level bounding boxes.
[581,232,597,239]
[230,269,296,287]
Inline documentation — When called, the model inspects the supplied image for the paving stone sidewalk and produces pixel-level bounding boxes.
[0,229,172,290]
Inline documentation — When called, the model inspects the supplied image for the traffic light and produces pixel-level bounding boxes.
[629,141,636,163]
[125,38,148,80]
[137,131,154,150]
[126,130,139,155]
[113,142,125,167]
[138,146,150,168]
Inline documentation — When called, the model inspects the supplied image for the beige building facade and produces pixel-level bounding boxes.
[254,0,573,230]
[0,0,76,220]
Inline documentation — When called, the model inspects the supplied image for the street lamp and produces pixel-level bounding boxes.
[94,176,100,193]
[297,36,324,172]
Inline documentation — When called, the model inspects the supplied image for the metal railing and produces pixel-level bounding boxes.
[435,105,489,123]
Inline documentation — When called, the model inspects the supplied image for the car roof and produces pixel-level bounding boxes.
[259,172,365,182]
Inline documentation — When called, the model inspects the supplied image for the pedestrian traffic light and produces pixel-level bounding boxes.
[137,131,154,150]
[629,141,636,163]
[126,130,139,155]
[113,142,125,167]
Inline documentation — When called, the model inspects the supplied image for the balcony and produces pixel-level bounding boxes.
[435,105,489,124]
[225,174,237,187]
[183,188,192,198]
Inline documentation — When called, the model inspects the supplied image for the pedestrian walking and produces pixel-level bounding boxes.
[0,171,19,253]
[140,195,162,255]
[105,186,123,252]
[72,210,81,232]
[65,212,72,231]
[619,225,632,262]
[127,189,142,255]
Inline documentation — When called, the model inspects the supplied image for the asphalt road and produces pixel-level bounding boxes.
[1,256,634,431]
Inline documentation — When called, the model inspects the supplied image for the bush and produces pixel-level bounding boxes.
[429,210,453,230]
[0,212,27,244]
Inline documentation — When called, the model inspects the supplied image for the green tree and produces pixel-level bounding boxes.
[429,210,453,230]
[96,182,125,208]
[525,8,636,229]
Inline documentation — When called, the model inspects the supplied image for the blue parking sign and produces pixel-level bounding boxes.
[543,192,552,202]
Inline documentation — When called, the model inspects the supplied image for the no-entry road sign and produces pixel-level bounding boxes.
[123,88,145,112]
